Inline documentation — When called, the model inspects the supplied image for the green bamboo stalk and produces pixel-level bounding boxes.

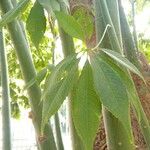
[106,0,122,45]
[118,1,150,147]
[49,18,64,150]
[131,0,139,52]
[11,0,27,37]
[0,28,12,150]
[118,0,140,69]
[94,0,135,149]
[102,107,134,150]
[94,0,111,49]
[133,96,150,147]
[0,1,57,149]
[54,113,64,150]
[140,116,150,146]
[57,1,84,150]
[59,23,84,150]
[98,0,122,53]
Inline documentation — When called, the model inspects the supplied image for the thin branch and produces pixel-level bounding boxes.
[92,24,111,51]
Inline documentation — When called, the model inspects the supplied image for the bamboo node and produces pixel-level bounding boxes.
[38,135,47,143]
[28,111,34,120]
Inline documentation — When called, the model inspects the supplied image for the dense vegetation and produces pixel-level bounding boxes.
[0,0,150,150]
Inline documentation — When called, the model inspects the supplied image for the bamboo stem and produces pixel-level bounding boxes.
[118,0,140,69]
[98,0,122,53]
[105,0,122,45]
[0,28,12,150]
[54,113,64,150]
[118,1,150,147]
[59,18,84,150]
[49,18,64,150]
[94,0,111,49]
[135,100,150,148]
[59,24,84,150]
[94,0,135,149]
[57,1,84,149]
[102,108,134,150]
[131,0,139,52]
[0,0,57,149]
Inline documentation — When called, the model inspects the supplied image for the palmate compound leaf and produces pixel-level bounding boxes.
[41,55,79,132]
[90,53,132,139]
[55,11,85,40]
[0,0,30,28]
[100,54,150,146]
[26,1,46,49]
[99,52,141,119]
[72,6,94,40]
[73,60,101,150]
[101,48,145,81]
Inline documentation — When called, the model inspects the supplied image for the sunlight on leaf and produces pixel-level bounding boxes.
[72,6,94,40]
[55,11,85,40]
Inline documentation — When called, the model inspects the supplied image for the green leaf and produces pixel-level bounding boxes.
[43,54,77,92]
[101,48,144,81]
[100,54,150,145]
[41,55,79,132]
[26,1,46,48]
[0,0,30,28]
[72,6,94,40]
[55,11,85,40]
[100,53,141,119]
[11,102,20,119]
[23,78,36,91]
[90,54,131,137]
[38,0,60,15]
[24,67,48,90]
[73,61,101,150]
[36,68,47,84]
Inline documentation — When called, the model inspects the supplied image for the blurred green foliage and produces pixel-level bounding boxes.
[1,0,150,119]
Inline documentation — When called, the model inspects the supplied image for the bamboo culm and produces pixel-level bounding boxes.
[94,0,135,149]
[50,19,64,150]
[0,0,57,149]
[0,28,12,150]
[57,1,84,149]
[118,0,140,69]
